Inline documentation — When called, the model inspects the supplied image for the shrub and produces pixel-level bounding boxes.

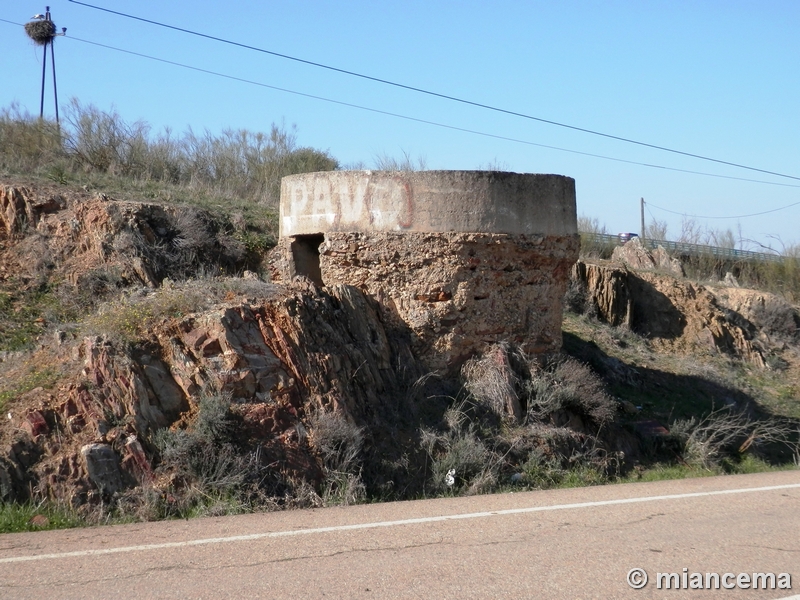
[308,410,366,506]
[526,358,617,429]
[308,410,363,473]
[194,392,235,444]
[149,390,260,516]
[670,408,798,469]
[1,100,339,208]
[461,342,527,423]
[420,422,493,495]
[0,104,64,174]
[563,277,592,315]
[520,448,609,489]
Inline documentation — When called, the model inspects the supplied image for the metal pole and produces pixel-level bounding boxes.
[640,197,646,246]
[50,38,59,124]
[40,41,48,118]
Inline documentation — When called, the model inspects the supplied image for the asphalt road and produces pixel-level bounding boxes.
[1,470,799,599]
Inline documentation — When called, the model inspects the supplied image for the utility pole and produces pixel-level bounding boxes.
[39,13,48,119]
[50,17,61,125]
[640,197,646,247]
[26,7,66,123]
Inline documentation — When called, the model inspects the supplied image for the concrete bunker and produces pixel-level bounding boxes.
[270,170,580,372]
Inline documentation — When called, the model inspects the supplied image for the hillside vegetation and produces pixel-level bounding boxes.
[0,105,798,532]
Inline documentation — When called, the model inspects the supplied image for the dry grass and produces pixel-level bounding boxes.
[1,100,338,208]
[81,277,276,345]
[307,410,366,506]
[461,342,527,422]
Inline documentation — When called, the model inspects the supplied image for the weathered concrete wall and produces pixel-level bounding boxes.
[280,170,576,237]
[273,170,579,373]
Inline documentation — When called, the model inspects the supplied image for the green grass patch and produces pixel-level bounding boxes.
[0,502,84,534]
[622,455,796,484]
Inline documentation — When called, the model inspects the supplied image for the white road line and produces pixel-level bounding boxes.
[2,481,799,564]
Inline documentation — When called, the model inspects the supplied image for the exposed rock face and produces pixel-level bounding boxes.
[81,443,124,495]
[571,260,766,366]
[0,185,65,236]
[0,284,424,504]
[0,183,246,289]
[571,261,631,327]
[710,286,800,344]
[2,173,583,505]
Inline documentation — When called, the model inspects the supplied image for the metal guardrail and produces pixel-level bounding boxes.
[579,232,782,263]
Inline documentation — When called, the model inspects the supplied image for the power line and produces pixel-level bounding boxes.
[647,199,800,219]
[50,33,800,190]
[3,15,799,192]
[67,0,800,183]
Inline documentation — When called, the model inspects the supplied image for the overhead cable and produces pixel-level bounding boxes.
[3,17,799,196]
[647,200,800,219]
[53,32,800,190]
[67,0,800,182]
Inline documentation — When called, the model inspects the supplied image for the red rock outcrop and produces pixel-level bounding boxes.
[0,283,424,504]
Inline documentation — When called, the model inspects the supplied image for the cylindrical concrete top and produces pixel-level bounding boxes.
[279,170,576,237]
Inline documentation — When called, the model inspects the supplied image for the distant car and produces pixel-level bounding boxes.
[618,232,639,245]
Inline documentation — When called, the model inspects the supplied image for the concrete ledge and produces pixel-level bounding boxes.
[280,170,576,237]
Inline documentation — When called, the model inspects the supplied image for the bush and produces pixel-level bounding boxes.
[148,390,262,516]
[461,342,527,422]
[308,410,366,506]
[526,358,617,429]
[0,103,64,174]
[670,408,798,469]
[520,448,609,489]
[563,277,593,316]
[420,423,493,495]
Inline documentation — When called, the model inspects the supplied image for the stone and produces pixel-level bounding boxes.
[80,443,123,495]
[28,514,49,527]
[22,410,49,438]
[724,272,740,287]
[612,237,684,277]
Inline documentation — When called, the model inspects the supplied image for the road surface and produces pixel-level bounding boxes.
[1,470,799,599]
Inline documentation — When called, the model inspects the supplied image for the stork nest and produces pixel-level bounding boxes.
[24,20,56,45]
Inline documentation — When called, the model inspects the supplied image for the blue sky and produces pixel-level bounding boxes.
[2,1,799,250]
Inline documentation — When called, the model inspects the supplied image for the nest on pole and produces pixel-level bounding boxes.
[24,20,57,46]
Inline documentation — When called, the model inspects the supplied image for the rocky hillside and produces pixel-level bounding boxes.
[1,179,798,520]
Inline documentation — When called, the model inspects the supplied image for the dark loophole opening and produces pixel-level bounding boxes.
[290,233,325,286]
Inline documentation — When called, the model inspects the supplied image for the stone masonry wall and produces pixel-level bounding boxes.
[272,231,580,373]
